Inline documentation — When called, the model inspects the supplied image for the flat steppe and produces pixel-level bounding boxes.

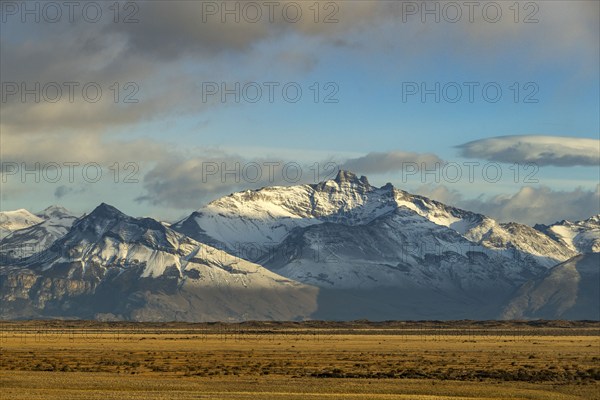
[1,320,598,399]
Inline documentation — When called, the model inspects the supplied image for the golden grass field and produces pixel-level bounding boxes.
[0,321,598,399]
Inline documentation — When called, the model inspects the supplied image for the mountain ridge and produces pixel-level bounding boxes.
[0,203,318,321]
[1,170,598,321]
[173,171,580,268]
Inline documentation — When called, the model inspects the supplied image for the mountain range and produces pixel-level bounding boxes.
[1,171,598,321]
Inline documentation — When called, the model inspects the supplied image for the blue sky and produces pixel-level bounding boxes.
[1,1,598,224]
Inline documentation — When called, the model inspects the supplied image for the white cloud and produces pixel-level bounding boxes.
[458,135,600,167]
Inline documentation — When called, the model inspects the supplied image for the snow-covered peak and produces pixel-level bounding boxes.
[332,169,371,187]
[67,203,167,246]
[1,206,75,260]
[2,205,318,322]
[0,209,44,237]
[36,203,197,274]
[392,189,486,234]
[203,171,393,223]
[389,189,577,265]
[174,171,579,267]
[535,215,600,253]
[586,215,600,224]
[36,205,76,220]
[23,202,311,290]
[175,171,399,252]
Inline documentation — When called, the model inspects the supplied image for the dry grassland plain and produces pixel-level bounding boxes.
[0,321,598,400]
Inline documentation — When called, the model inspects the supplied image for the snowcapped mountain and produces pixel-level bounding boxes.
[0,206,78,261]
[392,190,578,268]
[166,170,597,320]
[174,170,577,271]
[1,171,598,321]
[535,215,600,253]
[0,209,44,239]
[260,207,546,290]
[0,204,317,321]
[36,205,78,222]
[173,171,395,256]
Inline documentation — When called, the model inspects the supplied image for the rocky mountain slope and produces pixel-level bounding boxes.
[502,253,600,320]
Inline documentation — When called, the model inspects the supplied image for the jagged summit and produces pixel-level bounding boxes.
[55,203,149,247]
[66,202,176,245]
[333,170,370,187]
[88,203,127,219]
